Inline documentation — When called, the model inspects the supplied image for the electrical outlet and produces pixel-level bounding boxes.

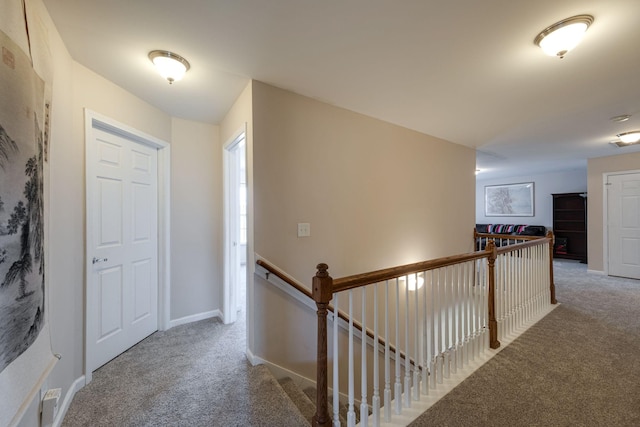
[297,223,310,237]
[42,388,61,427]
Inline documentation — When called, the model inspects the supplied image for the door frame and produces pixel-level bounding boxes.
[223,125,246,324]
[84,109,171,383]
[602,169,640,276]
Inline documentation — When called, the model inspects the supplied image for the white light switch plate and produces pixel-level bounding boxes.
[297,223,311,237]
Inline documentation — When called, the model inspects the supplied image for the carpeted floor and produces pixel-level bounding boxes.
[61,307,308,427]
[409,260,640,426]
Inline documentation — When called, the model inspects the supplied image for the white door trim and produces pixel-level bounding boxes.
[602,169,640,276]
[223,124,247,324]
[84,109,171,383]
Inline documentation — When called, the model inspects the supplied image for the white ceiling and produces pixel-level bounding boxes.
[42,0,640,180]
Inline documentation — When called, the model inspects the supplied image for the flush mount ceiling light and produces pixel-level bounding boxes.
[617,131,640,144]
[149,50,190,84]
[534,15,594,58]
[610,114,631,123]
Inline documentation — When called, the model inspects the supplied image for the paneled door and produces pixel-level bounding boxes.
[87,126,158,371]
[608,172,640,279]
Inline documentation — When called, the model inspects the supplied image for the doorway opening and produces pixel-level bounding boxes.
[224,129,247,324]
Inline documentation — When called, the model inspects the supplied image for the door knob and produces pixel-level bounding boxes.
[92,257,108,264]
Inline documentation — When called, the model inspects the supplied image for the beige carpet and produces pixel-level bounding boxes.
[61,312,308,427]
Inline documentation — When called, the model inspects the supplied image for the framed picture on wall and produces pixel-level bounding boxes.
[485,182,534,216]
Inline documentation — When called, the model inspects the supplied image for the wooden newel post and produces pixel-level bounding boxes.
[486,241,501,349]
[547,230,557,304]
[312,263,333,427]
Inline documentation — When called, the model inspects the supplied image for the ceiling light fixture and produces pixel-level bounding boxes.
[149,50,190,84]
[610,114,631,123]
[534,15,594,58]
[617,131,640,144]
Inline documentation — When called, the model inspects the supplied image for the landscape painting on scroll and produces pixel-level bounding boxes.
[0,28,46,373]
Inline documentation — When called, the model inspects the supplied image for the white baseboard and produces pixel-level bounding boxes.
[261,358,357,409]
[587,269,605,275]
[259,359,317,393]
[245,348,264,366]
[53,376,85,427]
[169,310,222,329]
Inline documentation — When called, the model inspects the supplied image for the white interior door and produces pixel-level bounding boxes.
[608,172,640,279]
[87,127,158,370]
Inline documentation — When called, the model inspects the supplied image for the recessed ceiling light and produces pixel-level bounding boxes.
[534,15,594,58]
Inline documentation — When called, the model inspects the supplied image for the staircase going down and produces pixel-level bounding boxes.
[276,375,367,426]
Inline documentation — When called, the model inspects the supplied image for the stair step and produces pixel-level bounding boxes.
[250,365,311,427]
[303,386,349,426]
[278,377,316,424]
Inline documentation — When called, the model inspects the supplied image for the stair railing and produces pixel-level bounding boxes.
[312,231,555,427]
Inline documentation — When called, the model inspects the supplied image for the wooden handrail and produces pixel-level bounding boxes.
[495,236,552,254]
[256,259,313,300]
[332,250,489,293]
[474,231,543,241]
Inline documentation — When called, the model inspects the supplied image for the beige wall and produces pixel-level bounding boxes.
[587,152,640,271]
[251,81,476,371]
[170,118,221,320]
[72,64,171,141]
[252,81,475,282]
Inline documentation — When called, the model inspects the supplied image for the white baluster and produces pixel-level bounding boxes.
[333,296,340,427]
[453,266,460,373]
[506,252,511,337]
[498,255,504,340]
[394,278,402,415]
[404,276,411,408]
[429,269,437,389]
[413,273,420,401]
[373,283,380,427]
[516,249,522,329]
[384,281,391,422]
[422,271,429,396]
[474,260,482,359]
[436,269,444,384]
[463,261,476,365]
[481,261,488,354]
[467,260,474,360]
[348,290,355,427]
[443,267,450,379]
[524,248,529,322]
[361,288,368,427]
[470,261,477,361]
